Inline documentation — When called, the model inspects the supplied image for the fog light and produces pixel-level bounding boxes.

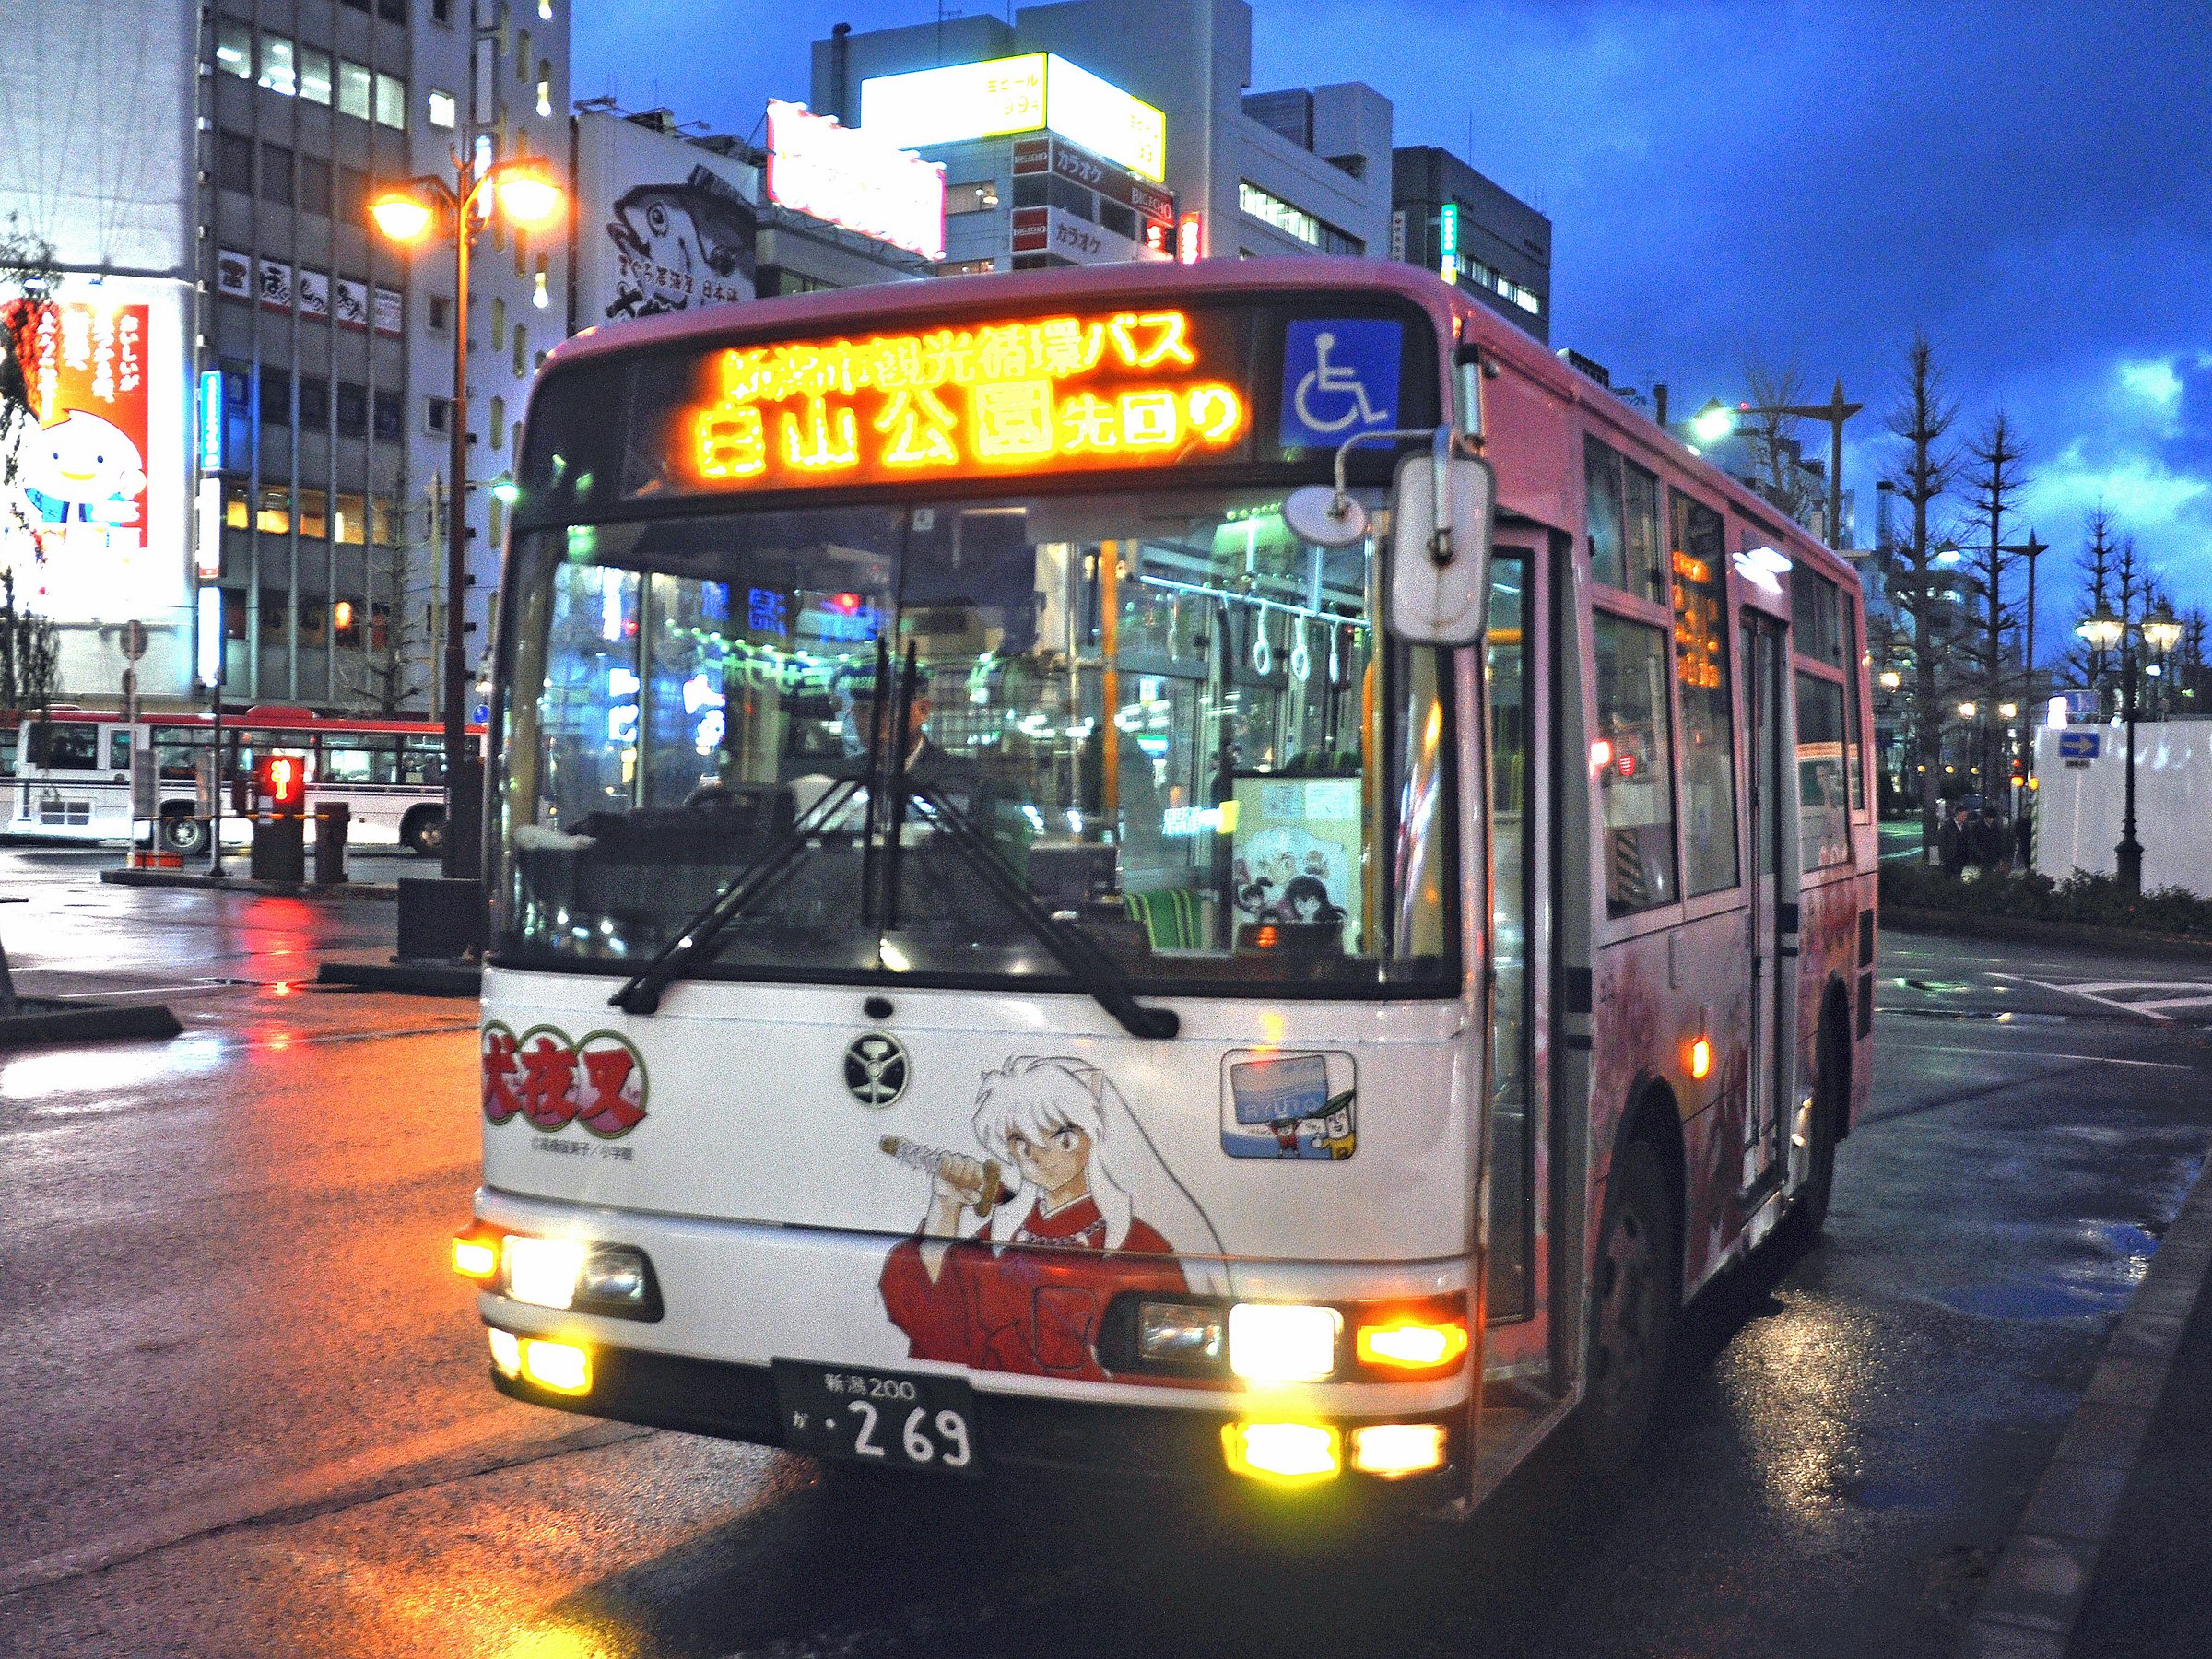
[1228,1303,1341,1382]
[1354,1316,1471,1372]
[505,1236,586,1310]
[1349,1422,1447,1477]
[1223,1420,1340,1485]
[487,1326,522,1378]
[1138,1300,1225,1364]
[577,1246,651,1308]
[452,1230,500,1282]
[518,1337,591,1394]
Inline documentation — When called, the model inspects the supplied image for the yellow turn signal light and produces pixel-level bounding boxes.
[1223,1420,1341,1486]
[452,1225,504,1282]
[1349,1423,1448,1477]
[1688,1036,1713,1081]
[1354,1316,1471,1372]
[517,1337,591,1395]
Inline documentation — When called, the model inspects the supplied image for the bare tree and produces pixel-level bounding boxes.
[2061,507,2120,697]
[340,515,434,716]
[0,567,60,716]
[1739,353,1822,529]
[1959,411,2029,790]
[1879,332,1963,855]
[0,215,60,487]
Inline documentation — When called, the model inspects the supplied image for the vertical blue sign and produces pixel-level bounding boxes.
[197,368,224,471]
[1439,201,1460,283]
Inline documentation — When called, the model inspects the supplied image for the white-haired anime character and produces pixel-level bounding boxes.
[878,1056,1227,1381]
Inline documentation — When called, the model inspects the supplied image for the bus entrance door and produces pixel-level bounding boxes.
[1740,615,1789,1199]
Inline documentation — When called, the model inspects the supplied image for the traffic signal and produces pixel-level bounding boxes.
[257,753,306,811]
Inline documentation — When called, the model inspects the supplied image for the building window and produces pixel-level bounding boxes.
[374,72,407,129]
[215,18,252,78]
[338,61,371,121]
[373,391,404,443]
[935,258,996,277]
[540,0,554,18]
[432,0,453,22]
[489,394,506,451]
[218,130,254,193]
[1238,180,1362,256]
[300,46,332,106]
[258,366,291,426]
[512,324,527,376]
[944,181,1000,216]
[517,30,532,81]
[299,375,330,429]
[378,0,406,21]
[300,156,333,218]
[335,494,367,545]
[257,32,295,96]
[428,89,457,129]
[427,396,451,435]
[428,295,451,332]
[259,142,294,207]
[335,382,368,437]
[223,477,249,528]
[296,488,329,539]
[490,295,506,349]
[537,70,552,120]
[255,486,292,535]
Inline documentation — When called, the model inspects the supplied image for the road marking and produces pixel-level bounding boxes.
[1885,1041,2193,1070]
[0,1406,652,1599]
[2026,978,2212,1023]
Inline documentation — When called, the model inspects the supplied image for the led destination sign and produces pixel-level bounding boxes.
[686,307,1247,491]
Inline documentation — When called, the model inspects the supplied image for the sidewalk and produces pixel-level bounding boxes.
[1959,1142,2212,1657]
[101,867,399,900]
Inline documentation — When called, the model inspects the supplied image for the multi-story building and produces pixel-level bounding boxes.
[0,0,566,716]
[809,0,1394,277]
[1389,146,1550,344]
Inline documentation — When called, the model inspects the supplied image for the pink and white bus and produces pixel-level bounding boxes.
[455,257,1876,1514]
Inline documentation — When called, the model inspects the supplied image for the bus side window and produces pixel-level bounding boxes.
[30,722,100,771]
[1669,491,1739,896]
[1593,612,1679,915]
[108,729,133,771]
[0,726,16,777]
[324,736,398,784]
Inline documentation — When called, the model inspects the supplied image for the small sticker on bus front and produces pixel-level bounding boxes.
[1221,1048,1357,1159]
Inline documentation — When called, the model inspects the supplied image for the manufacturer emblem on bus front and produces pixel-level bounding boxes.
[844,1033,910,1108]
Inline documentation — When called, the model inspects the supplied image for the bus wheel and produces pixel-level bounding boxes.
[1787,1012,1845,1244]
[1577,1139,1677,1475]
[402,807,445,857]
[159,811,206,855]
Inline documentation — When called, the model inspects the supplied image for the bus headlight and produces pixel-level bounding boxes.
[1228,1303,1342,1383]
[1348,1422,1448,1477]
[504,1236,587,1310]
[1137,1300,1226,1364]
[487,1327,523,1378]
[518,1336,591,1395]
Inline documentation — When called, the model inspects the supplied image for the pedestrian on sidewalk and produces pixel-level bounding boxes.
[1939,805,1969,877]
[2014,803,2034,874]
[1975,806,2006,877]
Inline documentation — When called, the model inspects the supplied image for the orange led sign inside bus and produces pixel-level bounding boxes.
[687,308,1247,491]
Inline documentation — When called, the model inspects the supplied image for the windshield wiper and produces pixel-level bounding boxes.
[899,773,1180,1041]
[608,775,863,1015]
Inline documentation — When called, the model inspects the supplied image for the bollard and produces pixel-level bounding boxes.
[251,812,306,884]
[314,802,351,885]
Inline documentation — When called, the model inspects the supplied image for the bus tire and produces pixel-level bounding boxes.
[1575,1137,1677,1476]
[159,809,206,855]
[402,806,444,857]
[1785,1004,1847,1245]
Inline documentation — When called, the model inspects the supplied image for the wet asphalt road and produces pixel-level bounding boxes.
[3,844,2209,1659]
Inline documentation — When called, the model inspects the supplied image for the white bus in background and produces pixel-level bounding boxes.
[4,705,469,855]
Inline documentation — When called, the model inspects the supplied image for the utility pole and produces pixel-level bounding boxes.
[1746,379,1862,549]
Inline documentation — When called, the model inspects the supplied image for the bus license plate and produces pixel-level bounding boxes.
[771,1361,982,1476]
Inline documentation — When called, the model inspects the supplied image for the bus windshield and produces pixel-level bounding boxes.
[495,485,1456,995]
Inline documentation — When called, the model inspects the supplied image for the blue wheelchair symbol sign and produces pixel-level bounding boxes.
[1279,319,1402,450]
[2057,729,2100,760]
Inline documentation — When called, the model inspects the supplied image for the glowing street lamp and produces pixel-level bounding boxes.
[1689,398,1735,446]
[1957,700,1978,720]
[2076,599,2183,894]
[370,156,566,880]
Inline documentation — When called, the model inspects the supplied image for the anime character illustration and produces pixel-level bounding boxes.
[877,1055,1227,1381]
[1280,873,1346,926]
[1230,824,1350,926]
[605,167,758,320]
[19,410,147,529]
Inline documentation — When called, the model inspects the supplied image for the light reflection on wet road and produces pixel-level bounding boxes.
[4,846,2210,1658]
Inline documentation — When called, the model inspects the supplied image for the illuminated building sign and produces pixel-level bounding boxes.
[1438,202,1460,285]
[685,307,1247,492]
[197,368,224,470]
[860,54,1167,183]
[765,100,946,262]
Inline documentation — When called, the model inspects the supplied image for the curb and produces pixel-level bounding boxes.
[0,999,184,1051]
[315,959,481,997]
[1959,1138,2212,1658]
[100,868,399,901]
[1884,907,2212,964]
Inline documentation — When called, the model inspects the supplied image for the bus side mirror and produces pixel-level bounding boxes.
[1387,434,1493,646]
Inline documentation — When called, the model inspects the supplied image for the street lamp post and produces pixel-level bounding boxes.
[370,156,564,881]
[2078,600,2184,895]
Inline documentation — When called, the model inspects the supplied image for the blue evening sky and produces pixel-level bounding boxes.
[575,0,2212,638]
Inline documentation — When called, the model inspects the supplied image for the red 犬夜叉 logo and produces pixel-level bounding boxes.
[481,1022,649,1138]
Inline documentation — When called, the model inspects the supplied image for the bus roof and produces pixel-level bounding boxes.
[539,254,1854,593]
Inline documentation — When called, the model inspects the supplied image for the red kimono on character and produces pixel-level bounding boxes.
[876,1055,1217,1382]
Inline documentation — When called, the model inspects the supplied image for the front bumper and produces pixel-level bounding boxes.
[487,1336,1468,1506]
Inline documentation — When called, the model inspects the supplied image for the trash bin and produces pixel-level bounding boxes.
[314,802,350,885]
[252,812,306,884]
